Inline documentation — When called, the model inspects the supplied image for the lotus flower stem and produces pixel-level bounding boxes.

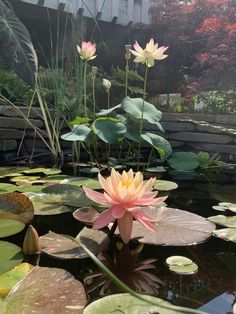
[137,66,148,170]
[92,72,96,120]
[83,60,88,121]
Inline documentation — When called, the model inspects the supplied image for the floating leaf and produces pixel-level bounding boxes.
[73,207,100,225]
[40,228,109,259]
[60,177,101,189]
[130,207,215,246]
[0,192,34,223]
[146,166,167,173]
[93,118,127,144]
[213,228,236,243]
[0,219,25,238]
[166,256,193,266]
[0,183,17,194]
[16,185,45,193]
[0,263,33,298]
[79,167,100,175]
[23,168,61,175]
[168,152,200,171]
[168,169,198,180]
[166,256,198,275]
[0,267,87,313]
[43,175,71,185]
[0,241,23,275]
[154,180,178,191]
[83,293,178,314]
[207,215,236,228]
[217,202,236,213]
[141,132,172,159]
[0,167,30,179]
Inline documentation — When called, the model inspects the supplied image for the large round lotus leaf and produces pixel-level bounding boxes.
[166,256,193,266]
[0,183,17,194]
[61,124,92,142]
[83,293,178,314]
[0,241,23,275]
[168,152,200,171]
[0,263,33,298]
[207,215,236,228]
[60,177,101,189]
[41,184,94,208]
[73,207,99,224]
[141,132,172,160]
[93,118,127,144]
[0,192,34,223]
[130,207,215,246]
[0,219,25,238]
[23,168,61,175]
[0,266,87,313]
[169,263,198,275]
[154,180,178,191]
[40,227,110,259]
[207,184,236,203]
[121,97,162,126]
[213,228,236,242]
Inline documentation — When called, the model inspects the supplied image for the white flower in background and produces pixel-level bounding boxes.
[103,79,111,92]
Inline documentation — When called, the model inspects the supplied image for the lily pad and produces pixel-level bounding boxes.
[23,168,61,175]
[0,183,17,194]
[207,215,236,228]
[0,192,34,223]
[0,219,25,238]
[40,227,110,259]
[166,256,198,275]
[168,152,199,171]
[0,263,33,298]
[10,175,41,183]
[0,241,23,275]
[166,256,193,266]
[73,207,100,224]
[0,266,87,313]
[0,167,30,179]
[83,293,178,314]
[146,166,167,173]
[213,228,236,243]
[16,185,45,193]
[154,180,178,191]
[60,177,101,189]
[130,207,215,246]
[214,202,236,213]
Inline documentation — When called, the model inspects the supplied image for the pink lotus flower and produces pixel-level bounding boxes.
[77,41,97,61]
[130,38,168,67]
[84,169,167,243]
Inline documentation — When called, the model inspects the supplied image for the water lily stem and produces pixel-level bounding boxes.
[83,60,88,121]
[107,90,110,109]
[125,58,129,97]
[92,73,96,120]
[108,220,118,239]
[137,66,148,170]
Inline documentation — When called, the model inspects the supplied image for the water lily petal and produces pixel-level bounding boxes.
[132,209,157,232]
[118,212,133,243]
[84,188,109,205]
[112,205,126,218]
[93,207,113,229]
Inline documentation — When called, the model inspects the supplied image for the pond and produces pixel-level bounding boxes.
[0,167,235,314]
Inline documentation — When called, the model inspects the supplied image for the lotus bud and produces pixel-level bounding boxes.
[125,44,132,60]
[23,225,41,255]
[102,79,111,92]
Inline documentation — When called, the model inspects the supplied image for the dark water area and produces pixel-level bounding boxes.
[5,180,236,314]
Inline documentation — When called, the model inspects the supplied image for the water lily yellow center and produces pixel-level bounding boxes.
[84,169,167,243]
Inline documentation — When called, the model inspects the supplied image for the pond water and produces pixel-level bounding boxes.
[1,169,236,314]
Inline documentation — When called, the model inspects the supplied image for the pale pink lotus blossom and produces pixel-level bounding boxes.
[130,38,168,67]
[84,169,167,243]
[77,41,97,61]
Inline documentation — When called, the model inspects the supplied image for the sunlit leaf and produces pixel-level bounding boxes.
[60,177,101,189]
[154,180,178,191]
[0,219,25,238]
[141,132,172,159]
[207,215,236,228]
[213,228,236,243]
[0,241,23,275]
[168,152,199,171]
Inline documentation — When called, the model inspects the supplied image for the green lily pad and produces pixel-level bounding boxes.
[154,180,178,191]
[0,167,30,179]
[146,166,167,173]
[213,228,236,243]
[60,177,101,189]
[83,293,179,314]
[168,152,200,171]
[217,202,236,213]
[16,185,45,193]
[166,256,193,266]
[43,175,71,185]
[0,266,87,313]
[0,241,23,275]
[0,263,33,298]
[23,168,61,175]
[0,192,34,223]
[207,215,236,228]
[40,227,110,259]
[0,219,25,238]
[0,183,17,194]
[169,263,198,275]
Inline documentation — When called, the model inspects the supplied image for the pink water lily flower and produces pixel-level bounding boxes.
[84,169,167,243]
[130,38,168,67]
[77,41,97,61]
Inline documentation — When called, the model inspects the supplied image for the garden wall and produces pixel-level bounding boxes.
[0,103,235,163]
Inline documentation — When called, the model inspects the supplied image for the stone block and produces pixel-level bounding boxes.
[169,140,185,148]
[190,143,236,155]
[0,105,41,119]
[168,132,232,144]
[215,115,236,125]
[0,140,17,151]
[161,122,196,132]
[196,124,236,134]
[162,113,216,123]
[0,117,43,129]
[0,129,24,139]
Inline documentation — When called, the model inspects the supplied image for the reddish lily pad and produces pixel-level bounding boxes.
[0,192,34,223]
[40,227,110,259]
[73,207,100,225]
[0,266,87,313]
[130,207,215,246]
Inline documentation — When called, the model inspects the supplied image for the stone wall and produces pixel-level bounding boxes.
[0,104,236,162]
